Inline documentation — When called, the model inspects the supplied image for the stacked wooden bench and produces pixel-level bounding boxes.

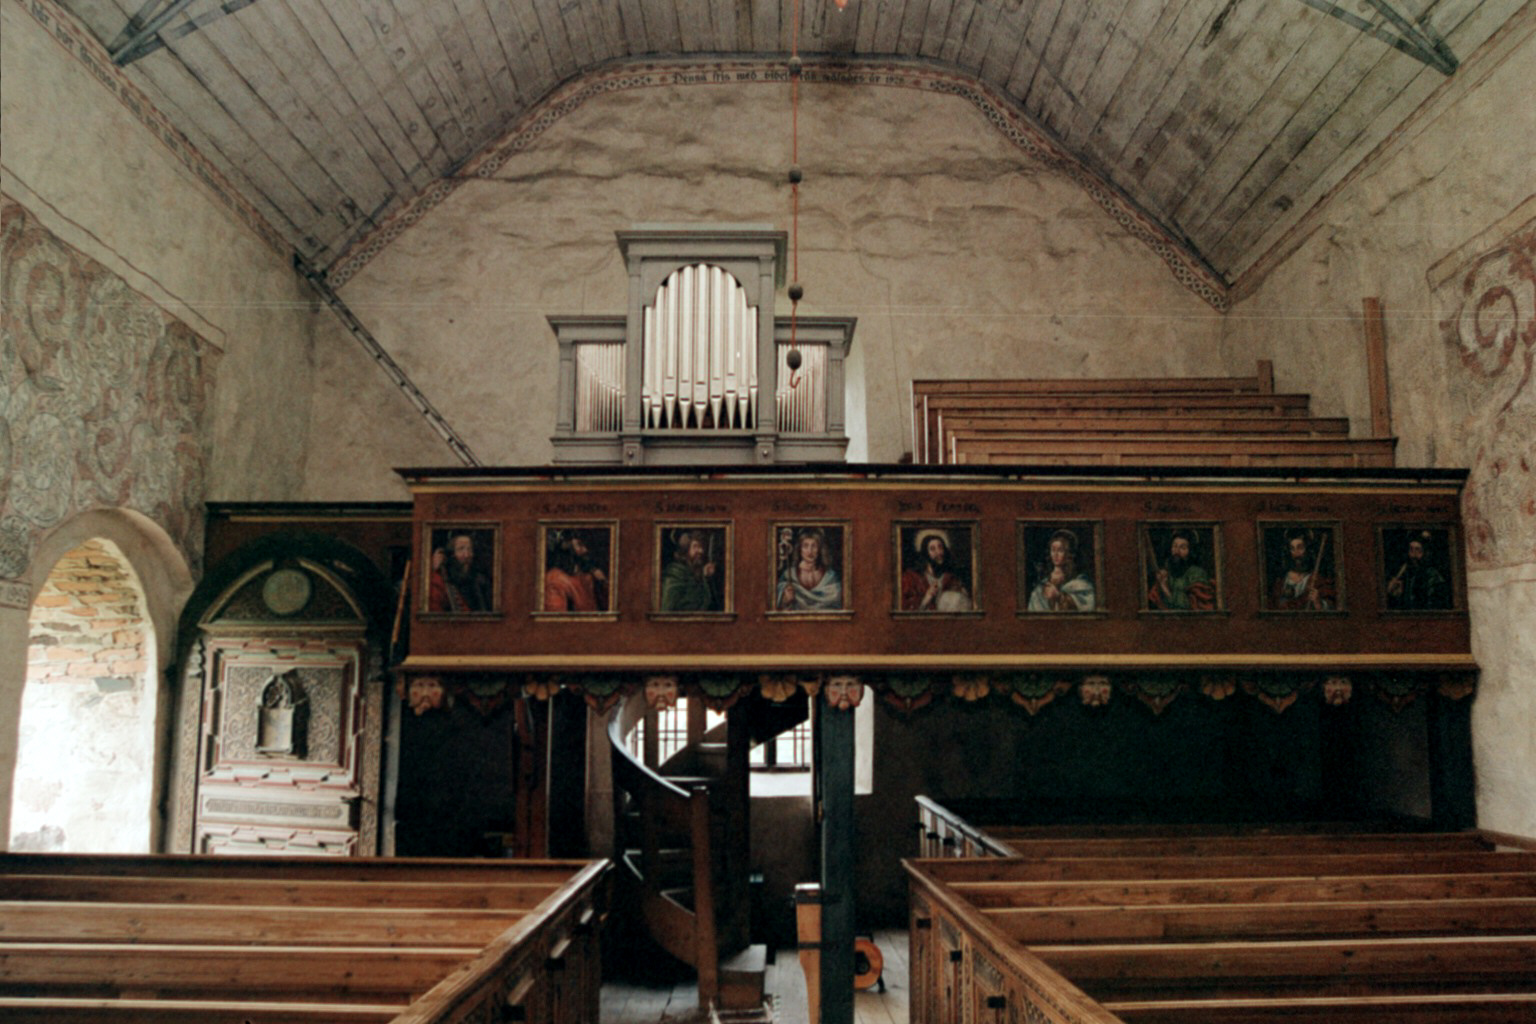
[905,813,1536,1023]
[910,362,1396,468]
[0,853,608,1024]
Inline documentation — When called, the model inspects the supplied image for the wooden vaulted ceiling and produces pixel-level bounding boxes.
[53,0,1524,287]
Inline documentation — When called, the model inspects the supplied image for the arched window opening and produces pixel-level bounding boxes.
[11,539,156,852]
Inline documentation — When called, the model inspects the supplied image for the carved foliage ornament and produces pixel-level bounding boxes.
[392,670,1472,717]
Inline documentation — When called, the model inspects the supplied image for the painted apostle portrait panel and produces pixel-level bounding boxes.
[536,522,617,617]
[1140,523,1222,613]
[894,522,980,614]
[1378,524,1459,613]
[1259,522,1344,613]
[652,523,733,616]
[770,522,851,616]
[422,523,500,616]
[1018,520,1104,614]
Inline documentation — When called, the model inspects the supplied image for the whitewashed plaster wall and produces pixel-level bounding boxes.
[1,1,316,846]
[1222,24,1536,835]
[326,78,1227,477]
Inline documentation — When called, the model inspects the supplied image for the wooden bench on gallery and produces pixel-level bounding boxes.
[396,461,1479,1024]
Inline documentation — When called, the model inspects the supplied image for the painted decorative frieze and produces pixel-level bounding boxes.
[1436,214,1536,569]
[0,199,217,578]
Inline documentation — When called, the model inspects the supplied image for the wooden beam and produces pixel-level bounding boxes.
[1363,297,1393,439]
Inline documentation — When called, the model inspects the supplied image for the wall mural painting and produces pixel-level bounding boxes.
[0,199,217,578]
[537,522,615,616]
[652,523,732,616]
[1379,524,1459,613]
[1018,520,1103,614]
[1436,213,1536,570]
[1140,523,1222,613]
[422,524,500,616]
[894,522,979,614]
[1259,522,1343,613]
[771,522,849,615]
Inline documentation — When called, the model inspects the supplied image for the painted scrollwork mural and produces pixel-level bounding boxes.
[1437,215,1536,569]
[0,200,217,578]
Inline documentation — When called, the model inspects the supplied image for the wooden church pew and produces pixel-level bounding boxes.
[947,432,1398,468]
[906,807,1536,1024]
[0,854,608,1024]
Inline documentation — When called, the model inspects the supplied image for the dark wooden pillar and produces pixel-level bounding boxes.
[1426,680,1477,829]
[818,701,855,1024]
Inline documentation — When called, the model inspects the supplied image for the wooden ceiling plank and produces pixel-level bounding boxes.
[230,0,404,225]
[381,0,485,162]
[821,0,860,54]
[852,0,882,54]
[917,0,954,59]
[529,0,578,79]
[84,0,314,226]
[415,0,505,157]
[711,0,739,51]
[1216,0,1498,273]
[1138,2,1324,231]
[934,0,973,64]
[158,27,351,240]
[1174,3,1358,240]
[641,0,681,53]
[869,0,907,54]
[318,1,450,182]
[974,3,1026,89]
[1106,2,1242,207]
[292,0,436,193]
[753,0,782,52]
[1203,19,1423,267]
[583,0,632,60]
[1003,0,1063,108]
[895,0,933,56]
[505,1,559,96]
[555,0,598,68]
[1038,0,1133,136]
[614,0,652,56]
[800,0,828,52]
[446,0,524,148]
[477,0,537,103]
[1056,0,1167,150]
[113,42,316,242]
[673,0,710,51]
[1076,0,1206,177]
[955,0,1004,73]
[338,1,466,175]
[1024,0,1085,117]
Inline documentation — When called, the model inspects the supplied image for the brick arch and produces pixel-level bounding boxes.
[0,509,192,851]
[11,538,155,851]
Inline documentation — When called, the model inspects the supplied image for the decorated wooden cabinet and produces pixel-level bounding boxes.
[183,557,384,855]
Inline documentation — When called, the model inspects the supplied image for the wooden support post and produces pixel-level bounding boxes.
[796,883,823,1024]
[1427,682,1477,829]
[818,701,855,1024]
[1363,298,1393,439]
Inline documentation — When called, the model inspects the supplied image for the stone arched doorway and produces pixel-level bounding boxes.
[10,538,157,851]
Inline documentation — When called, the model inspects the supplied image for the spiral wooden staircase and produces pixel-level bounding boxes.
[608,691,809,1014]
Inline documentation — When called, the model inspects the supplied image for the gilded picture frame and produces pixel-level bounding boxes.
[421,522,501,616]
[893,521,981,615]
[651,522,734,618]
[1258,521,1346,614]
[535,521,618,619]
[1017,520,1106,615]
[1138,522,1223,614]
[769,521,852,618]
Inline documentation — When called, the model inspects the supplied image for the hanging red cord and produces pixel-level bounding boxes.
[787,0,803,389]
